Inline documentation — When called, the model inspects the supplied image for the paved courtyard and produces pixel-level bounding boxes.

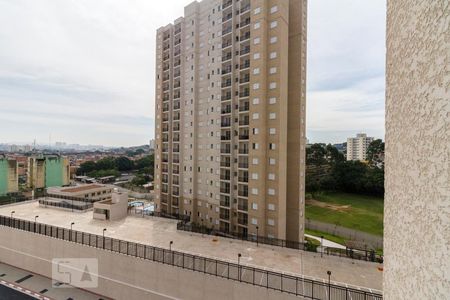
[0,201,383,291]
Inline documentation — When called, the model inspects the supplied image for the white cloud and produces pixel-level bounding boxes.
[0,0,386,146]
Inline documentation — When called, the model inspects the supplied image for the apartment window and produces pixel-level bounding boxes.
[253,52,261,60]
[268,204,275,211]
[269,82,277,89]
[269,112,276,119]
[252,128,259,134]
[270,36,278,44]
[253,37,261,45]
[252,158,259,165]
[251,218,258,225]
[252,143,259,150]
[268,188,275,196]
[269,67,277,74]
[254,22,261,29]
[268,173,275,180]
[268,219,275,226]
[252,113,259,120]
[252,98,260,105]
[270,52,277,59]
[254,7,261,15]
[253,83,260,90]
[252,203,258,210]
[251,188,258,195]
[270,5,278,14]
[269,143,276,150]
[269,158,276,165]
[253,68,260,75]
[270,21,278,29]
[269,128,276,134]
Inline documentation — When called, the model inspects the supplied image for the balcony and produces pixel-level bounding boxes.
[239,117,249,126]
[238,176,248,183]
[222,0,232,9]
[220,212,230,220]
[221,67,232,75]
[240,17,250,28]
[174,38,181,46]
[239,134,249,140]
[238,203,248,211]
[173,101,180,110]
[222,26,232,36]
[220,159,231,167]
[222,41,232,49]
[238,188,248,197]
[162,105,169,112]
[220,186,230,194]
[221,105,231,114]
[222,13,232,23]
[239,89,250,98]
[240,60,250,69]
[221,93,232,101]
[221,121,231,127]
[222,53,232,62]
[240,4,250,14]
[239,75,250,84]
[173,124,180,131]
[221,134,231,141]
[220,146,231,154]
[221,80,232,88]
[174,27,181,35]
[240,32,250,42]
[238,217,248,226]
[172,198,179,207]
[240,46,250,56]
[220,196,230,207]
[238,147,248,154]
[173,168,180,175]
[239,102,249,112]
[238,162,248,168]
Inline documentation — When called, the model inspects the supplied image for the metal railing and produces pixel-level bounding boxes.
[38,199,92,211]
[176,223,383,264]
[0,215,382,300]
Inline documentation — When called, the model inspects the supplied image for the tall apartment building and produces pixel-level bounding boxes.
[346,133,374,161]
[0,155,18,195]
[28,155,70,189]
[154,0,307,242]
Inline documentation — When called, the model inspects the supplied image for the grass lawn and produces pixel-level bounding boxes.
[305,192,384,236]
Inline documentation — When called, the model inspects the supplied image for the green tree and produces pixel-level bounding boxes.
[115,156,134,171]
[367,139,385,168]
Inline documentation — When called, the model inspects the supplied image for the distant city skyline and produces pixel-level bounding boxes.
[0,0,385,146]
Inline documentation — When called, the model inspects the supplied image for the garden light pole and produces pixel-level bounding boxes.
[256,226,259,246]
[103,228,107,249]
[327,270,332,300]
[238,253,242,281]
[321,235,324,258]
[70,222,75,241]
[10,211,15,218]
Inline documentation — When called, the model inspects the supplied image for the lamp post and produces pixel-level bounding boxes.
[327,271,331,300]
[321,235,324,258]
[34,215,39,233]
[169,241,173,251]
[70,222,75,242]
[256,226,259,246]
[103,228,107,249]
[201,218,204,237]
[10,211,15,218]
[238,253,242,281]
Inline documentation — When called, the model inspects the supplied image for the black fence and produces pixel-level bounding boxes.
[38,199,93,211]
[0,215,382,300]
[177,222,383,263]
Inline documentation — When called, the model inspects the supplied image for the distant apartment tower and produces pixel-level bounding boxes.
[154,0,307,242]
[0,155,18,195]
[28,155,70,189]
[346,133,374,161]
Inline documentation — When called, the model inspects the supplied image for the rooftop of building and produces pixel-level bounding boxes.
[0,201,383,291]
[60,184,105,193]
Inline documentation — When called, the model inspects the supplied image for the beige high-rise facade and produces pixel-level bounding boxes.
[154,0,307,242]
[346,133,374,161]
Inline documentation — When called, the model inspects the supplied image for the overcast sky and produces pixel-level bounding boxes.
[0,0,386,147]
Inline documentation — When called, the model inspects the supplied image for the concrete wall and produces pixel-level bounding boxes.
[0,227,299,300]
[385,1,450,299]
